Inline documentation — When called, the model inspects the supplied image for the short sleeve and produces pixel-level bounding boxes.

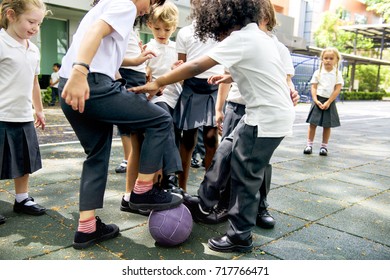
[310,70,319,84]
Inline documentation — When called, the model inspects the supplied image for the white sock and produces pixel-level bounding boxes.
[120,160,127,167]
[15,193,36,206]
[124,192,131,202]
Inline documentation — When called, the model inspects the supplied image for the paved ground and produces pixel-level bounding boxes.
[0,101,389,265]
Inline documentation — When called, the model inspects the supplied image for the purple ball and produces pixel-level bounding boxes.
[148,204,193,246]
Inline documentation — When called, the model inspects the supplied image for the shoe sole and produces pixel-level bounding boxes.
[207,240,253,253]
[115,170,126,173]
[120,205,151,216]
[129,197,183,211]
[73,225,120,250]
[256,221,275,229]
[13,208,46,216]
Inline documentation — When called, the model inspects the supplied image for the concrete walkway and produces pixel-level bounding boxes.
[1,101,389,265]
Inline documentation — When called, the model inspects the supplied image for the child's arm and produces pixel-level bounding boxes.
[311,83,320,106]
[130,55,218,99]
[32,75,46,130]
[287,75,299,106]
[121,49,156,67]
[214,82,231,135]
[208,72,232,135]
[62,20,113,113]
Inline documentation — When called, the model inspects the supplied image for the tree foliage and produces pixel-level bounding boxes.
[313,12,373,53]
[365,0,390,23]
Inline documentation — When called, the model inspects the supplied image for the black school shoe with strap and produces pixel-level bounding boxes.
[319,147,328,156]
[303,146,312,154]
[73,216,120,249]
[13,197,46,216]
[129,186,183,211]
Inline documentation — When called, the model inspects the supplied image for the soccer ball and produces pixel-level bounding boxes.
[148,204,193,246]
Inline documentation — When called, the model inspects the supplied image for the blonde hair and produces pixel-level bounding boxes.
[317,47,342,81]
[0,0,47,29]
[147,1,179,28]
[259,0,277,32]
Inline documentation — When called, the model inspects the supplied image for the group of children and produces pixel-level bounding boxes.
[0,0,344,253]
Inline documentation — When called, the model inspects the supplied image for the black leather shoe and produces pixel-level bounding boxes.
[13,197,46,216]
[190,158,200,168]
[203,206,228,224]
[208,234,253,253]
[0,214,5,225]
[183,194,212,223]
[256,208,275,229]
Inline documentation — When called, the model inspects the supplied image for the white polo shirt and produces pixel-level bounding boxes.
[59,0,136,80]
[176,22,224,79]
[0,29,40,122]
[146,39,182,109]
[310,67,344,98]
[227,33,295,106]
[121,29,146,74]
[207,23,295,138]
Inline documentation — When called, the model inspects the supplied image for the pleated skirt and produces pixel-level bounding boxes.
[306,96,340,128]
[173,77,218,130]
[0,121,42,179]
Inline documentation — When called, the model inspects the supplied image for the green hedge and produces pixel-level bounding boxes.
[41,87,52,104]
[342,91,385,101]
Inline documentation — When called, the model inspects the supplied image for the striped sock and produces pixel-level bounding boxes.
[77,216,96,233]
[133,179,153,194]
[321,143,328,149]
[307,140,313,147]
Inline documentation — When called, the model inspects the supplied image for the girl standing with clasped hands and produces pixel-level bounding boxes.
[0,0,48,225]
[303,47,343,156]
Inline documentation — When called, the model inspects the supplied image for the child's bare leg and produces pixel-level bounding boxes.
[178,128,198,191]
[203,126,219,170]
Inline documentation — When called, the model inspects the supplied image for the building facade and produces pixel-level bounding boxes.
[3,0,380,84]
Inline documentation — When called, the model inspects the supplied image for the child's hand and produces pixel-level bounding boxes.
[215,110,224,136]
[129,81,161,100]
[62,69,90,113]
[171,60,184,70]
[35,111,46,130]
[290,89,300,106]
[322,101,330,110]
[207,74,233,85]
[138,49,157,64]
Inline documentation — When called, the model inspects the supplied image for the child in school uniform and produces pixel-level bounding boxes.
[120,1,184,215]
[193,0,298,228]
[117,25,153,215]
[0,0,48,224]
[173,20,224,191]
[130,0,295,253]
[303,47,343,156]
[58,0,182,250]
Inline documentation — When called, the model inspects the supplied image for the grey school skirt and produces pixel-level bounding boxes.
[0,121,42,179]
[306,96,340,128]
[173,77,218,130]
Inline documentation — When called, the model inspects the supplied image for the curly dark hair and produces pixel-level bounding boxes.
[190,0,261,42]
